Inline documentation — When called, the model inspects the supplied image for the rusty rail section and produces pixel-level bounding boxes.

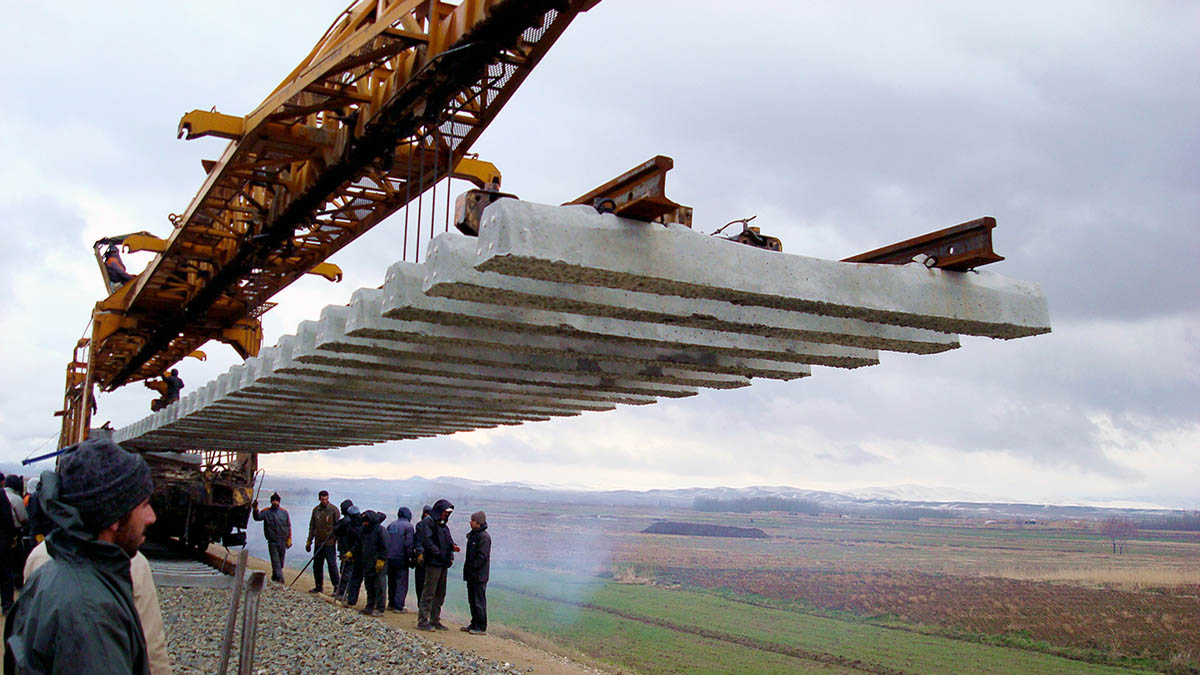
[565,155,692,226]
[842,217,1004,271]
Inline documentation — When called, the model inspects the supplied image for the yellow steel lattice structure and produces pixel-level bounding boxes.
[64,0,597,446]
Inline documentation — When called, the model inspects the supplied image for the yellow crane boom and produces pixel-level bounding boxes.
[60,0,598,447]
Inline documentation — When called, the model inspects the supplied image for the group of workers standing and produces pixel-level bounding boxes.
[253,491,492,634]
[5,438,168,673]
[0,470,53,614]
[0,438,494,674]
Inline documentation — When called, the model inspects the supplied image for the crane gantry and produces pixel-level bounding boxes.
[59,0,599,447]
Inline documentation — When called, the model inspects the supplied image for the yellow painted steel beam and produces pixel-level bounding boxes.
[307,262,343,282]
[79,0,597,404]
[218,318,263,360]
[177,110,245,141]
[122,233,167,253]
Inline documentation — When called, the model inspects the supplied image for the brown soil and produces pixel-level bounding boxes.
[665,566,1200,665]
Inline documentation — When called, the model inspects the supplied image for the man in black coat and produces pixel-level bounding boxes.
[0,483,15,613]
[332,500,360,601]
[413,504,431,600]
[461,511,491,635]
[355,510,388,615]
[414,499,457,631]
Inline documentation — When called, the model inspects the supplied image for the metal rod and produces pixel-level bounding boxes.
[436,124,446,242]
[217,549,249,675]
[22,447,74,466]
[287,531,337,588]
[237,571,268,675]
[416,132,425,262]
[445,123,453,232]
[403,136,413,261]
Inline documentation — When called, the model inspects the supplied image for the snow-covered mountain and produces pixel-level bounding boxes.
[258,473,1190,520]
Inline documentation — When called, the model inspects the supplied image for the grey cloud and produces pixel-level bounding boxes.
[814,444,886,466]
[1,1,1195,502]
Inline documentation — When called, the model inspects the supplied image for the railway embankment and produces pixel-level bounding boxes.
[155,547,599,674]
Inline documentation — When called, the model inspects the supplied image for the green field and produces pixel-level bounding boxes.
[435,567,1147,674]
[414,502,1200,673]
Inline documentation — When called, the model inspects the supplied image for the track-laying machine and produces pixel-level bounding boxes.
[52,0,609,547]
[48,0,1033,548]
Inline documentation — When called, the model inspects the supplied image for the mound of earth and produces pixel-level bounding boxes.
[641,521,769,538]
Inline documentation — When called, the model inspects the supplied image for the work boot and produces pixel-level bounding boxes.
[308,587,321,594]
[416,622,433,631]
[469,628,486,635]
[432,622,449,631]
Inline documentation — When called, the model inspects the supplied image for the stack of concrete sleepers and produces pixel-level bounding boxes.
[115,200,1050,453]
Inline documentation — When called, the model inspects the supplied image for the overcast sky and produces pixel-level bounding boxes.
[1,1,1196,507]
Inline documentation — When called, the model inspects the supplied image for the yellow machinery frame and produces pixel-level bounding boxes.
[61,0,598,447]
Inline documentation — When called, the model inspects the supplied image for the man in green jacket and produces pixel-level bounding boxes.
[3,438,156,674]
[305,490,340,594]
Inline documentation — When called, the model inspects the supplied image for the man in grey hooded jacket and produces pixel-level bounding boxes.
[385,507,415,612]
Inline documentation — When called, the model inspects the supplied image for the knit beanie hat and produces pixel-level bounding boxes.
[59,438,154,532]
[471,511,486,526]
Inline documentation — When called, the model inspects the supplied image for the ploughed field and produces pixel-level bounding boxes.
[664,567,1200,668]
[458,503,1200,673]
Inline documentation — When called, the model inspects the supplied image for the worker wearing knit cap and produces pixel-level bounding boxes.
[253,492,292,583]
[3,438,156,674]
[461,510,491,634]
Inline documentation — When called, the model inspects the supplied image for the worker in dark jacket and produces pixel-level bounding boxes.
[415,499,458,631]
[252,493,291,583]
[4,439,155,674]
[0,482,16,613]
[332,500,360,601]
[354,510,388,615]
[413,504,431,600]
[103,246,134,287]
[461,511,491,634]
[162,370,184,405]
[305,490,340,594]
[385,507,415,612]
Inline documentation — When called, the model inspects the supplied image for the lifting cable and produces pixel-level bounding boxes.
[403,134,413,261]
[415,130,426,262]
[431,126,439,249]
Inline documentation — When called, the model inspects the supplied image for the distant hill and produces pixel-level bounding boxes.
[253,473,1191,523]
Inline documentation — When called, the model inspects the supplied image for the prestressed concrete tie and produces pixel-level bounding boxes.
[341,289,815,380]
[289,313,743,391]
[424,233,960,354]
[473,200,1051,339]
[116,199,1050,454]
[382,261,879,368]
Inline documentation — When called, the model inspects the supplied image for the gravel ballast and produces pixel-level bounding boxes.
[160,584,525,674]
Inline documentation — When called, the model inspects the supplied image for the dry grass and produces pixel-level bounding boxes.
[996,565,1200,590]
[489,624,617,673]
[610,565,655,585]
